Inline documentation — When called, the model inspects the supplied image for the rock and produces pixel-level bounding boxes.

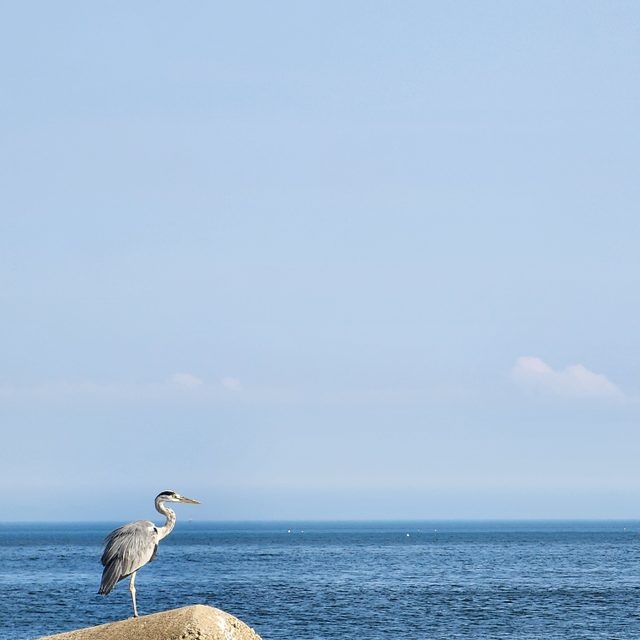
[37,604,262,640]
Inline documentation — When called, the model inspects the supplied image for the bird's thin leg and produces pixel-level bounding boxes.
[129,571,138,618]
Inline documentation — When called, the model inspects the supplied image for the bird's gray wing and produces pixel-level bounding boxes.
[98,520,158,595]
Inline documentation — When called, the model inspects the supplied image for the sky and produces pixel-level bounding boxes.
[1,1,639,520]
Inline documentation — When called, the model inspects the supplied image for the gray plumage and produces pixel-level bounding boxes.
[98,520,158,595]
[98,490,200,618]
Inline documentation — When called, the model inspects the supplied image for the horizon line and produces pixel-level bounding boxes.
[2,517,639,524]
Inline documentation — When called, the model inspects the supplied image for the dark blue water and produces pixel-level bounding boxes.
[1,521,639,639]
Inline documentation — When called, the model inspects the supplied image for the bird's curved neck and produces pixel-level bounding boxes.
[155,499,176,540]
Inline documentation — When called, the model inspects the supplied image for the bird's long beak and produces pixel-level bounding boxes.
[178,496,201,504]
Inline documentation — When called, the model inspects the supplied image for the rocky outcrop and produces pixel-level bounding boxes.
[38,605,262,640]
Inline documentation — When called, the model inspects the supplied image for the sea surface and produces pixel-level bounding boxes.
[0,521,639,639]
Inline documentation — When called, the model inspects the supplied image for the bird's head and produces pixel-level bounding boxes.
[155,490,201,505]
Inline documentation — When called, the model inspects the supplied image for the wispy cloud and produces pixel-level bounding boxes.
[511,356,624,400]
[0,375,439,409]
[170,372,204,388]
[0,372,244,404]
[221,377,242,391]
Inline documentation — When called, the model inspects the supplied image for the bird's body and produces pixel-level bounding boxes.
[98,490,200,617]
[99,520,159,596]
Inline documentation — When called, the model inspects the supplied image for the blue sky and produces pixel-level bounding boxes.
[1,1,639,520]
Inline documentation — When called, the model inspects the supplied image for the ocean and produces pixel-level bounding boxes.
[0,521,638,639]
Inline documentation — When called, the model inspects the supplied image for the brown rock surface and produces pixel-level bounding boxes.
[37,605,262,640]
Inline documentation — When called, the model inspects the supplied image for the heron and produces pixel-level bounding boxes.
[98,490,200,618]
